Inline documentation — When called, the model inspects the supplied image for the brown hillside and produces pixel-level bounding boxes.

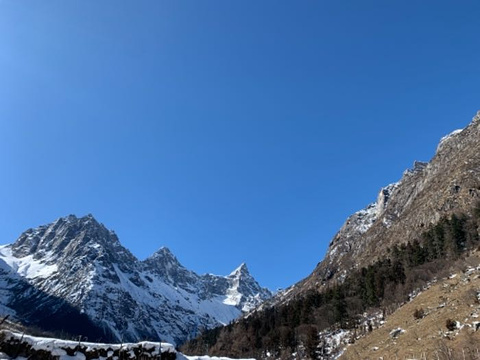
[341,251,480,360]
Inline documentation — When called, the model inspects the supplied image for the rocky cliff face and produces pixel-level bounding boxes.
[0,215,272,345]
[287,112,480,298]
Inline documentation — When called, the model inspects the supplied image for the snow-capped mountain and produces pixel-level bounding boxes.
[0,215,272,345]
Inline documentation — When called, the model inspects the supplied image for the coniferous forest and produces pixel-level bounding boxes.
[181,204,480,359]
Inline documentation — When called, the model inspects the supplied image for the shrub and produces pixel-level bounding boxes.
[445,319,457,331]
[413,308,425,320]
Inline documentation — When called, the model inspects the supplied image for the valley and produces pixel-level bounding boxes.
[1,114,479,359]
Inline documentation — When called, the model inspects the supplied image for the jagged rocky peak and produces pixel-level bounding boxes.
[329,159,434,251]
[403,160,428,176]
[0,214,274,345]
[143,246,185,270]
[227,262,269,293]
[142,246,193,283]
[224,262,273,312]
[376,183,398,214]
[148,246,179,263]
[143,246,215,294]
[229,262,250,278]
[11,214,130,263]
[330,182,398,246]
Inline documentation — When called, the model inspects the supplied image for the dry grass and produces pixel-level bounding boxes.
[340,252,480,360]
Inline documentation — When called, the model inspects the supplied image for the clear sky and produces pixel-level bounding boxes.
[1,1,480,290]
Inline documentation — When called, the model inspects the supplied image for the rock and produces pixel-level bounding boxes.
[389,328,405,338]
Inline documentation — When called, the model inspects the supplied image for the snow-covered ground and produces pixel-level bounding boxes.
[182,357,254,360]
[0,331,254,360]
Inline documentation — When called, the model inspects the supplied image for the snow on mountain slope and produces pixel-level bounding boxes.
[224,263,267,312]
[0,246,57,280]
[0,215,272,345]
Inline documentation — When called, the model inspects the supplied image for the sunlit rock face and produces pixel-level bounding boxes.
[277,112,480,302]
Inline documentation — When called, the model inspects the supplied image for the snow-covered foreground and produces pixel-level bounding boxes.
[181,357,254,360]
[0,331,254,360]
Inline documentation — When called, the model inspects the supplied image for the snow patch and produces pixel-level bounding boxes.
[389,328,405,338]
[182,357,254,360]
[437,129,463,152]
[0,245,57,279]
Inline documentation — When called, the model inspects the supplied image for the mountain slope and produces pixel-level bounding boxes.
[0,215,272,345]
[284,111,480,300]
[181,111,480,359]
[341,251,480,359]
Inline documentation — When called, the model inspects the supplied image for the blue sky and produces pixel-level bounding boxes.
[1,1,480,290]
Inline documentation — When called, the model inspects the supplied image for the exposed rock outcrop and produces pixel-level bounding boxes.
[287,111,480,298]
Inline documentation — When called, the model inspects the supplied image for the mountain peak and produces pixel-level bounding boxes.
[1,216,273,345]
[224,262,272,312]
[142,246,189,284]
[149,246,178,262]
[11,213,125,262]
[229,262,250,277]
[51,214,105,233]
[83,213,97,221]
[58,213,97,222]
[157,246,173,254]
[78,213,103,227]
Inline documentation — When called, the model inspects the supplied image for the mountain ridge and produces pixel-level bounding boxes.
[273,112,480,303]
[0,214,272,345]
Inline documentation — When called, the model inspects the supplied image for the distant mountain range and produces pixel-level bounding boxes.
[0,215,272,345]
